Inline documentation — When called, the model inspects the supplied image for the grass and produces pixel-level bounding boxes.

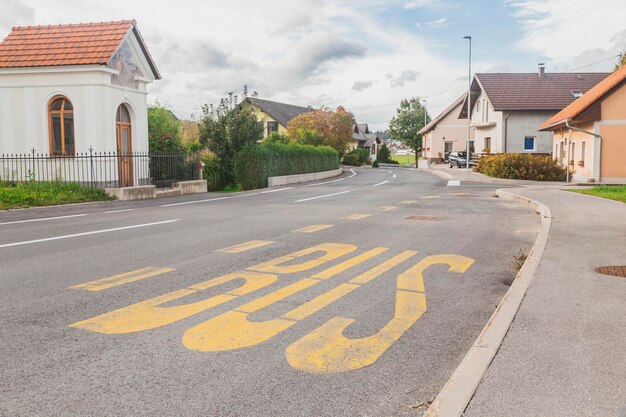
[390,154,417,165]
[569,185,626,204]
[0,181,115,209]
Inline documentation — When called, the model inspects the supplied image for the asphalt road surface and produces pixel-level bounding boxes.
[0,168,539,417]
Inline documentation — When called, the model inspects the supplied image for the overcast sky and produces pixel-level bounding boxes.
[2,0,625,130]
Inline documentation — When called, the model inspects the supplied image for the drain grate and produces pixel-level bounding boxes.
[594,266,626,277]
[406,215,447,222]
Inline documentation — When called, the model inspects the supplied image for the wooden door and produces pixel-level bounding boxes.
[116,105,133,187]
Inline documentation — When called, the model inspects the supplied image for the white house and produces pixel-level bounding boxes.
[459,66,608,155]
[0,20,160,186]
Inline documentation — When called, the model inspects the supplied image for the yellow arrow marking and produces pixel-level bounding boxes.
[69,267,174,291]
[292,224,334,233]
[216,240,274,253]
[285,254,475,374]
[182,247,392,352]
[341,214,371,220]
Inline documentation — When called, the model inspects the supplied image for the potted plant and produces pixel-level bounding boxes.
[577,160,584,167]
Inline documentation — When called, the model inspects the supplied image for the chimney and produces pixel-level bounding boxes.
[538,63,546,79]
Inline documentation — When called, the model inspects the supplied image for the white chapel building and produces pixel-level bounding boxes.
[0,20,160,185]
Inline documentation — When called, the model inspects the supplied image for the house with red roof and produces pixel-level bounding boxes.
[458,65,609,156]
[540,64,626,183]
[0,20,160,186]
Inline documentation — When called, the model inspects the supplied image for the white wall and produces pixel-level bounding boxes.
[0,66,149,156]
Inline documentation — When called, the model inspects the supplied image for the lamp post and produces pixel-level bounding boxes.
[422,99,427,161]
[463,35,472,171]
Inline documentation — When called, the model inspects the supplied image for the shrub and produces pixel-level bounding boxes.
[377,144,392,163]
[234,143,339,190]
[372,160,379,168]
[342,153,361,166]
[476,153,567,181]
[263,132,291,145]
[201,154,230,191]
[349,148,371,165]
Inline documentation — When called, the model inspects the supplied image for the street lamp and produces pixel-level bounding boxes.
[463,35,472,172]
[422,99,427,161]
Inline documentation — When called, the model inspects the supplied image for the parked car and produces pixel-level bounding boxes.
[448,151,476,168]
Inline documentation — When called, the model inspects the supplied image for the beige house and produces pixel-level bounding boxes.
[540,64,626,183]
[351,123,380,158]
[246,98,312,138]
[419,95,473,162]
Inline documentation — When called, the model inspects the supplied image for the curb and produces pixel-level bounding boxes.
[424,189,552,417]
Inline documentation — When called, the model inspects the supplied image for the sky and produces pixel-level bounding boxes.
[2,0,625,130]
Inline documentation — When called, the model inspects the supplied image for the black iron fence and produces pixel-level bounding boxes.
[0,149,201,190]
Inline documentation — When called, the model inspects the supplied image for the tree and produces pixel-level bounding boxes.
[377,143,392,163]
[388,98,430,167]
[147,104,185,154]
[287,106,355,155]
[199,86,264,186]
[616,52,626,70]
[263,131,292,145]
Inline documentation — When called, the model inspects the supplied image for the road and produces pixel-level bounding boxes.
[0,167,539,417]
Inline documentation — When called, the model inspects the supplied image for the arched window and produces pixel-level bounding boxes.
[49,96,75,156]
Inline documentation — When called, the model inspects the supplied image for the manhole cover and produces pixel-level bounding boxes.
[594,266,626,277]
[405,215,447,221]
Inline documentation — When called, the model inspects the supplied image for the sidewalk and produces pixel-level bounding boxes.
[462,188,626,416]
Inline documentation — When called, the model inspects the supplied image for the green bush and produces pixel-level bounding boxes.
[377,144,392,163]
[372,160,379,168]
[476,153,567,181]
[234,143,340,190]
[201,154,230,191]
[341,153,361,166]
[263,132,291,145]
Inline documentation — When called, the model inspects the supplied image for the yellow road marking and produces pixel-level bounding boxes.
[283,283,359,321]
[292,224,334,233]
[182,247,389,352]
[248,243,356,274]
[69,267,174,292]
[349,251,417,284]
[421,196,440,199]
[70,271,278,334]
[449,192,471,196]
[341,214,371,220]
[380,206,398,212]
[286,254,475,374]
[399,200,417,205]
[216,240,274,253]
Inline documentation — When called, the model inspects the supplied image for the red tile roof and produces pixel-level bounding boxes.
[0,20,134,68]
[474,72,610,111]
[540,65,626,130]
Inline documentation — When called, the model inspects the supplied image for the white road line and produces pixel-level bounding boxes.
[393,174,397,179]
[103,209,135,214]
[294,190,350,203]
[386,170,393,174]
[230,192,261,198]
[0,213,88,226]
[161,197,230,207]
[372,180,389,187]
[260,187,294,194]
[0,219,180,249]
[447,180,461,187]
[304,169,357,187]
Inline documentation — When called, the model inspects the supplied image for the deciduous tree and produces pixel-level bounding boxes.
[287,106,355,155]
[388,98,430,167]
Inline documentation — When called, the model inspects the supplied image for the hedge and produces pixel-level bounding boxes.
[234,143,339,190]
[476,153,567,181]
[201,153,230,191]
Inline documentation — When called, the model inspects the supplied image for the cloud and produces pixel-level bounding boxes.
[389,70,420,87]
[510,0,625,70]
[0,0,35,33]
[403,0,435,9]
[427,17,448,28]
[352,80,375,91]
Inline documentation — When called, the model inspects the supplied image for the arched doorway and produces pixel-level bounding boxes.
[116,104,133,187]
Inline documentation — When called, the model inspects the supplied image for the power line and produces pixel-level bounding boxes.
[349,84,466,110]
[568,54,620,72]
